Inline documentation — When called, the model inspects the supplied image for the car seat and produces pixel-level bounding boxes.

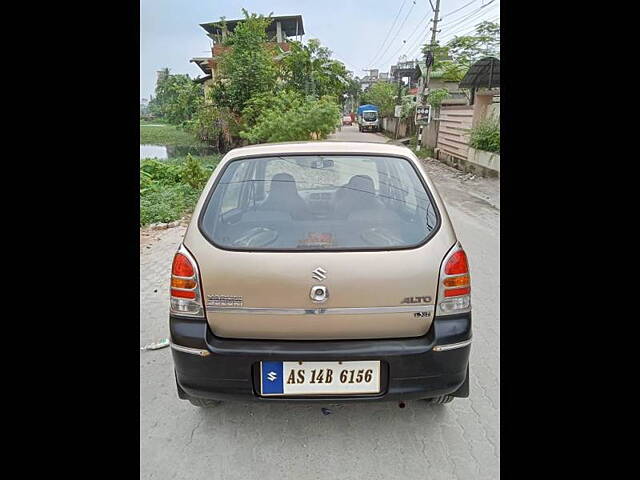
[257,173,311,220]
[334,175,378,218]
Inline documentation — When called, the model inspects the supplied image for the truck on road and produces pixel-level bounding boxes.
[357,104,380,133]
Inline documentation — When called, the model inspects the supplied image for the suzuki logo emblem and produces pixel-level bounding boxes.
[267,371,278,382]
[312,267,327,281]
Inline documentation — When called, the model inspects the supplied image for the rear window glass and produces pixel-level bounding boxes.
[200,155,438,251]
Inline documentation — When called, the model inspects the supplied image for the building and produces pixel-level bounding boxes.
[190,14,305,100]
[359,69,392,91]
[416,62,468,105]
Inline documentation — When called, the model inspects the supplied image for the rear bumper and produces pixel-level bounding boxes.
[170,313,471,402]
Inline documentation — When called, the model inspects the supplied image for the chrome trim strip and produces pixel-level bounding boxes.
[433,338,472,352]
[170,342,210,357]
[206,305,435,315]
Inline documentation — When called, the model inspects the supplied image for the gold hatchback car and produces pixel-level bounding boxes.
[169,141,471,406]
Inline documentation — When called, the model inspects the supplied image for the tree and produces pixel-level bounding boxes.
[360,82,398,117]
[209,10,278,113]
[239,90,340,144]
[282,39,349,101]
[344,77,362,112]
[421,21,500,82]
[448,21,500,66]
[149,71,203,124]
[427,88,450,109]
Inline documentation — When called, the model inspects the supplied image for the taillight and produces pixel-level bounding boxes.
[436,243,471,315]
[170,246,204,317]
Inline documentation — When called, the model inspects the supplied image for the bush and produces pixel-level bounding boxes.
[469,118,500,153]
[140,155,220,226]
[428,88,450,109]
[140,184,200,225]
[185,104,222,144]
[140,123,203,147]
[140,159,182,185]
[240,93,340,144]
[180,154,209,189]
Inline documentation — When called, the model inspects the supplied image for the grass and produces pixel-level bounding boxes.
[139,117,169,125]
[411,145,433,159]
[140,122,205,147]
[140,154,221,226]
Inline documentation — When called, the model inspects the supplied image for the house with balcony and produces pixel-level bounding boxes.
[190,14,305,100]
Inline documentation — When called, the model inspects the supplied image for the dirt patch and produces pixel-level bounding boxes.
[140,215,191,252]
[420,157,500,210]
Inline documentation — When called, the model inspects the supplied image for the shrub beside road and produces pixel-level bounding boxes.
[140,154,220,226]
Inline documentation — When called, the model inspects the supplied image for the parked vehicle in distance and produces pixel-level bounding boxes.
[169,141,471,407]
[357,104,380,132]
[342,115,353,126]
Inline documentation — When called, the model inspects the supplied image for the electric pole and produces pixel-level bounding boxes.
[424,0,441,100]
[417,0,441,152]
[394,75,402,140]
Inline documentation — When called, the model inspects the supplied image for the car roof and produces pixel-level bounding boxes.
[222,141,414,161]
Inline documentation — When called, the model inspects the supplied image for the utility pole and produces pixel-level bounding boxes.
[394,75,402,140]
[416,0,441,152]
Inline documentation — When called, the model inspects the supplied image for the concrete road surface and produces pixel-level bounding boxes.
[327,123,388,142]
[140,128,500,479]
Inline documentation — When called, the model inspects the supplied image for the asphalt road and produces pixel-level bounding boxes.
[140,126,500,479]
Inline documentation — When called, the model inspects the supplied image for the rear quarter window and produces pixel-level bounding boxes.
[199,154,439,251]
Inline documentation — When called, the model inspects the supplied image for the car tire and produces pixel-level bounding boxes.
[426,395,455,404]
[188,398,223,408]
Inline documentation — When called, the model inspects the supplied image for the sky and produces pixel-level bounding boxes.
[140,0,500,101]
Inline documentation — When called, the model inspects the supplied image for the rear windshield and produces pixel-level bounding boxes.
[200,155,439,251]
[363,112,377,121]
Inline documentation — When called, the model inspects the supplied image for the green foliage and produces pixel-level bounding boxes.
[282,39,349,101]
[448,21,500,66]
[144,10,354,152]
[210,10,278,113]
[180,154,209,189]
[400,94,416,119]
[413,146,434,159]
[140,184,201,226]
[422,21,500,82]
[360,82,397,117]
[184,104,221,144]
[140,159,183,185]
[140,123,204,146]
[469,117,500,153]
[240,91,340,143]
[139,155,221,226]
[149,71,204,125]
[241,89,304,128]
[428,88,450,109]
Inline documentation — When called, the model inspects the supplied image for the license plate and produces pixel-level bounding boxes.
[260,361,381,396]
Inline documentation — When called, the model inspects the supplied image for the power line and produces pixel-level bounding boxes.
[439,13,499,43]
[440,0,481,21]
[367,0,408,67]
[439,0,497,29]
[373,0,418,68]
[438,8,499,42]
[379,12,431,67]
